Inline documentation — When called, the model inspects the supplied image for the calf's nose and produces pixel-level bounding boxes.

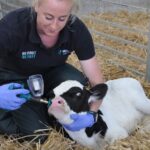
[51,97,65,107]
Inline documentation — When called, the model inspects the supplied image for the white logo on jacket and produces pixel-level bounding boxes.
[21,51,37,59]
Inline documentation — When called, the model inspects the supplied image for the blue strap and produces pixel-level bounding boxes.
[47,99,52,107]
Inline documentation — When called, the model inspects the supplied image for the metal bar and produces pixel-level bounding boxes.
[100,0,150,12]
[0,3,2,19]
[81,15,149,35]
[0,9,9,15]
[95,42,146,63]
[145,25,150,82]
[107,60,145,77]
[90,29,147,50]
[0,1,19,10]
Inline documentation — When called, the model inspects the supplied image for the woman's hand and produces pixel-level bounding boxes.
[63,112,97,131]
[0,83,29,110]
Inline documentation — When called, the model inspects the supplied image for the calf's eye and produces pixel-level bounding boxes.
[76,92,81,96]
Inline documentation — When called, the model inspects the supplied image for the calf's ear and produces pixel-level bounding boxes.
[89,83,108,101]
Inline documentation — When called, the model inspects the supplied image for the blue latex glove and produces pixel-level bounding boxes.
[63,112,95,131]
[0,83,30,110]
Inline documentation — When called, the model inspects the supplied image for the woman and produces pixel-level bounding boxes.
[0,0,104,141]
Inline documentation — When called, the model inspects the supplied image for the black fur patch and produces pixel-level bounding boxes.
[61,87,90,113]
[46,90,55,99]
[85,110,108,137]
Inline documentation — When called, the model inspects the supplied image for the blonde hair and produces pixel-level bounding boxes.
[32,0,80,14]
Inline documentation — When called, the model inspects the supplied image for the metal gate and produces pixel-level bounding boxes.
[78,0,150,81]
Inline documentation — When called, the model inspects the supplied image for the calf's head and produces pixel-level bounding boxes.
[48,80,108,118]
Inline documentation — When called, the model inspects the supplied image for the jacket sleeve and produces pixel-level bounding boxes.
[73,18,95,60]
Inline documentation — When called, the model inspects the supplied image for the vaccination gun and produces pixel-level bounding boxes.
[9,74,51,107]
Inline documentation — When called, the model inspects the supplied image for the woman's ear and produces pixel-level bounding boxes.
[34,5,38,13]
[33,1,39,13]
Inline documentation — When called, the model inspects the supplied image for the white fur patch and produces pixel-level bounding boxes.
[53,80,84,96]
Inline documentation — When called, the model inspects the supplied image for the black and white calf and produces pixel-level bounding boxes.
[48,78,150,150]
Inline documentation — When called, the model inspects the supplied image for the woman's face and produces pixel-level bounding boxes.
[35,0,73,37]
